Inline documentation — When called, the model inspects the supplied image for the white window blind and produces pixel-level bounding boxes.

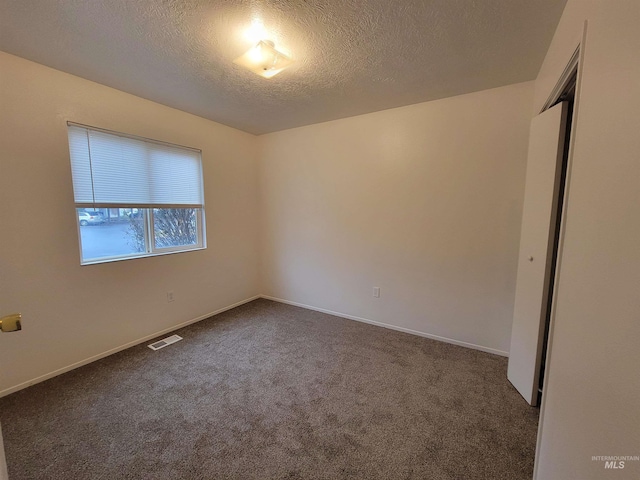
[67,123,204,207]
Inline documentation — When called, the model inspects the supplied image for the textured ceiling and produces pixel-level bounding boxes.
[0,0,567,135]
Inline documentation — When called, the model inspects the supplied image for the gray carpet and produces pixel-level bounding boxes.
[0,299,538,479]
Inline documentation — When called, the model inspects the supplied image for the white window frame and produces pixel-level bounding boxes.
[68,123,207,265]
[147,208,206,254]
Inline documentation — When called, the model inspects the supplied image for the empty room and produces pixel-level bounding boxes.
[0,1,638,479]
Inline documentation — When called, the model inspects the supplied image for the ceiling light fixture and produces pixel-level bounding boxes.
[233,40,293,79]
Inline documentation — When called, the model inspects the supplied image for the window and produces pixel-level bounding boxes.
[67,123,206,264]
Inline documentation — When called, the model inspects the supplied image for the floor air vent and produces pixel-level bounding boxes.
[148,334,183,351]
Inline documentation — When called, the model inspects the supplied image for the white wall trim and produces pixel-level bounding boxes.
[260,295,509,357]
[1,292,509,399]
[533,23,587,480]
[0,295,261,399]
[539,44,580,113]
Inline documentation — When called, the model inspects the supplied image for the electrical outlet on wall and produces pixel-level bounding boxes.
[167,291,174,303]
[373,287,380,298]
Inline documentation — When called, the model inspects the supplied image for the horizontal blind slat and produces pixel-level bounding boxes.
[74,203,204,209]
[68,127,95,203]
[67,125,204,206]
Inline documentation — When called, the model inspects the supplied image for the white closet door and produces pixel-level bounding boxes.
[507,102,568,406]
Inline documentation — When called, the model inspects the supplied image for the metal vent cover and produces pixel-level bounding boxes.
[148,334,182,351]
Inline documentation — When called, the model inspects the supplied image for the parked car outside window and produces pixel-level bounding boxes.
[78,211,105,226]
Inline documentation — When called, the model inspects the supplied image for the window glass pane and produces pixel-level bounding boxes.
[153,208,198,249]
[125,208,148,254]
[78,208,146,262]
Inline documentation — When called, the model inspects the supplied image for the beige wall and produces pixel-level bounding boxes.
[0,52,260,395]
[533,1,640,479]
[259,82,534,355]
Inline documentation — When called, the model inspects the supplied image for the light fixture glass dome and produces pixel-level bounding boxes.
[233,40,294,79]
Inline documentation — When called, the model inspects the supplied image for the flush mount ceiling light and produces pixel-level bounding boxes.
[233,40,294,79]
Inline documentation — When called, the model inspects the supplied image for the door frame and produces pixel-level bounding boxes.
[533,22,588,480]
[0,422,8,480]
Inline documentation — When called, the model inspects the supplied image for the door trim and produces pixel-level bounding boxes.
[540,45,581,114]
[533,20,588,480]
[0,422,8,480]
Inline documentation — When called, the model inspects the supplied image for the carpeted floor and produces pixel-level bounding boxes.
[0,299,538,479]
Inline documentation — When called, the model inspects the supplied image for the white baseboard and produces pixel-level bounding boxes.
[1,293,508,398]
[260,295,509,357]
[0,295,261,398]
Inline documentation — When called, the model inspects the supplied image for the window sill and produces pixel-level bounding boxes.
[80,246,206,266]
